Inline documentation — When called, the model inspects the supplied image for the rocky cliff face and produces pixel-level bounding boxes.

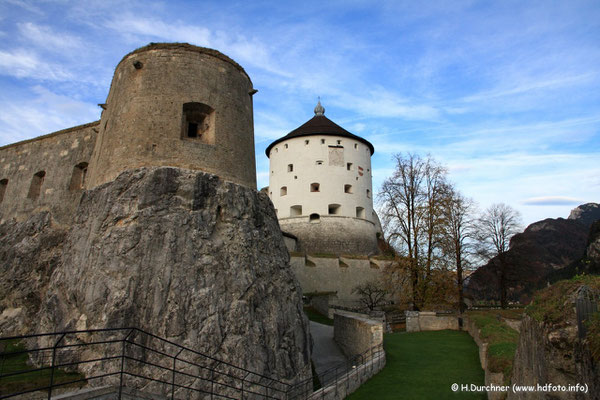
[0,212,67,332]
[586,221,600,266]
[509,278,600,400]
[509,315,598,400]
[0,167,311,385]
[569,203,600,229]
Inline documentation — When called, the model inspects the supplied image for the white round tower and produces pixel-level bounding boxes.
[266,101,379,255]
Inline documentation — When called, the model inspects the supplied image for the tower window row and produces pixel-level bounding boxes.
[283,162,364,171]
[272,139,365,154]
[286,205,367,219]
[278,183,369,196]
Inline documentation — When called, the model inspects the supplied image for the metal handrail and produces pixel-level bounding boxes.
[287,343,385,399]
[0,327,291,399]
[0,327,384,400]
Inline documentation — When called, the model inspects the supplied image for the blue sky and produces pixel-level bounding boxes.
[0,0,598,226]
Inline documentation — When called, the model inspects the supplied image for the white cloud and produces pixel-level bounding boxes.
[0,86,100,145]
[102,14,290,77]
[0,48,73,81]
[17,22,84,50]
[521,196,584,206]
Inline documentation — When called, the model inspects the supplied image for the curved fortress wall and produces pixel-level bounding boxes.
[0,43,257,225]
[268,132,378,255]
[87,43,257,189]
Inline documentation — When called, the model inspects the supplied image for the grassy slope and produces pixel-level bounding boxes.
[348,331,486,400]
[526,274,600,361]
[467,310,521,379]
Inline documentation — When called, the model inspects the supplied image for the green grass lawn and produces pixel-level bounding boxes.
[348,331,486,400]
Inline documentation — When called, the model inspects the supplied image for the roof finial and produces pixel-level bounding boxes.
[314,97,325,116]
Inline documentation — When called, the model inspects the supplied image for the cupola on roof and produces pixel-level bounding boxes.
[265,101,375,157]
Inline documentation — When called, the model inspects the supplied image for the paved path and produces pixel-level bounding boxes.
[309,321,347,385]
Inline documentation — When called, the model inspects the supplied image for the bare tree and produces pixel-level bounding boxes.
[476,203,523,308]
[378,153,448,310]
[353,280,388,311]
[440,187,477,313]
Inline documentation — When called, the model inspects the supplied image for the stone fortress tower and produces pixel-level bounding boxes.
[266,101,381,255]
[87,43,257,189]
[0,43,258,225]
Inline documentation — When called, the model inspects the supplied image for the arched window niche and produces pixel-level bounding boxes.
[28,171,45,200]
[181,102,215,144]
[69,162,88,191]
[0,179,7,203]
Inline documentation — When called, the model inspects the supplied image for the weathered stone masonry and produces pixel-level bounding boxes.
[0,122,98,225]
[0,43,257,226]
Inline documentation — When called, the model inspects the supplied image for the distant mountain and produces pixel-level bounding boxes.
[568,202,600,229]
[464,203,599,304]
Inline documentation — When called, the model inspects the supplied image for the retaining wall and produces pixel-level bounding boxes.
[405,311,459,332]
[333,312,383,358]
[464,316,505,400]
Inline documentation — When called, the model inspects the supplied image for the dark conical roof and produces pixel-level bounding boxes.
[265,106,374,157]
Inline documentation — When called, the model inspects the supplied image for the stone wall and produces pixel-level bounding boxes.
[281,216,378,255]
[464,316,505,400]
[508,315,599,400]
[291,255,390,301]
[87,43,256,189]
[0,122,98,225]
[310,293,337,318]
[405,311,459,332]
[333,312,383,358]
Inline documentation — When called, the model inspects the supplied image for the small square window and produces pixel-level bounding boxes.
[288,164,293,172]
[347,163,353,171]
[337,140,341,145]
[310,183,320,192]
[321,139,325,144]
[284,144,288,149]
[305,140,309,145]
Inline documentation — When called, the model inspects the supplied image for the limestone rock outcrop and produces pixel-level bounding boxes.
[586,221,600,267]
[0,167,311,384]
[509,279,600,399]
[0,212,68,334]
[569,203,600,229]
